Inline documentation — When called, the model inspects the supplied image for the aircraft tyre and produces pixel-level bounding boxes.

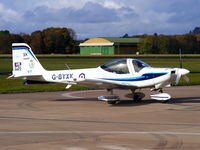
[133,92,145,102]
[107,100,119,104]
[133,96,142,102]
[161,100,169,104]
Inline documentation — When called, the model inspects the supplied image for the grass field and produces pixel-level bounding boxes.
[1,54,200,57]
[0,57,200,93]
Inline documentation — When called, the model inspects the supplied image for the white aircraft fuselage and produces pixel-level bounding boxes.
[9,43,190,103]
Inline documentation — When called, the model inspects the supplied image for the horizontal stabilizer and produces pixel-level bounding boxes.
[23,80,54,85]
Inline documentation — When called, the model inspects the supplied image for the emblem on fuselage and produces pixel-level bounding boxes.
[79,73,86,79]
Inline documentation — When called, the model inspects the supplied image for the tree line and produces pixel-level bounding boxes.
[124,27,200,54]
[0,27,77,54]
[138,33,200,54]
[1,27,200,54]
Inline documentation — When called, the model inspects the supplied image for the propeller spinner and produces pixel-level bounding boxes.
[175,68,190,85]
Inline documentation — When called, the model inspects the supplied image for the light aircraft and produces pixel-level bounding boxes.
[9,43,190,104]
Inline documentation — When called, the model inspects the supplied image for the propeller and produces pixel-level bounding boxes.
[183,75,190,83]
[174,49,190,85]
[175,68,190,85]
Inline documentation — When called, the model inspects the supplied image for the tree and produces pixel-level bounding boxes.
[65,28,77,53]
[196,34,200,53]
[0,30,11,54]
[122,33,129,38]
[30,31,45,53]
[176,34,198,54]
[21,34,31,45]
[139,35,161,54]
[42,27,76,54]
[139,33,200,54]
[10,34,24,43]
[0,28,77,54]
[190,27,200,34]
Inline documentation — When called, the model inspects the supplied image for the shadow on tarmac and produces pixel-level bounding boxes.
[53,96,200,107]
[53,98,159,107]
[171,97,200,103]
[53,97,97,102]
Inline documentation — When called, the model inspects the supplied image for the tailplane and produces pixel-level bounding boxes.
[11,43,46,79]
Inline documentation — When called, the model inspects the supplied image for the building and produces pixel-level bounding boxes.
[79,37,142,55]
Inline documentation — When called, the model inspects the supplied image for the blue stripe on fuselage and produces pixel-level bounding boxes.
[100,72,167,82]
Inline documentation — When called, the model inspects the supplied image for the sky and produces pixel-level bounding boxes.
[0,0,200,39]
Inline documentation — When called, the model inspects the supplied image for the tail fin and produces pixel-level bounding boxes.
[11,43,45,78]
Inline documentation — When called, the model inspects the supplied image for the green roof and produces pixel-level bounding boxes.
[103,37,142,44]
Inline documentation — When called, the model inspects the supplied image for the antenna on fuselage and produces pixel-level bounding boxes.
[65,63,71,70]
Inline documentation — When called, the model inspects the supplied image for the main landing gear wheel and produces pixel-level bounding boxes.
[162,100,169,104]
[130,89,145,102]
[98,89,120,104]
[133,92,145,102]
[98,95,120,104]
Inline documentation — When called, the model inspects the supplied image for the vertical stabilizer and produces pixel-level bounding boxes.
[11,43,45,78]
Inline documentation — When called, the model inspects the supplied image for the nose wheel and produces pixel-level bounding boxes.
[150,88,171,103]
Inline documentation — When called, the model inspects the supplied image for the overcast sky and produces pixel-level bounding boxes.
[0,0,199,39]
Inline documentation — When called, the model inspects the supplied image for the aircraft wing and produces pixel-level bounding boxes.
[78,78,137,90]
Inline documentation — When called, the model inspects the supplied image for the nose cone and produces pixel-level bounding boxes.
[180,68,190,76]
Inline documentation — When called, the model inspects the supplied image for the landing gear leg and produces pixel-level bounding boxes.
[159,88,163,93]
[158,88,169,103]
[107,88,113,95]
[157,88,169,103]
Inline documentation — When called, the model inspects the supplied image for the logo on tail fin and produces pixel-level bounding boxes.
[14,62,21,71]
[29,60,35,69]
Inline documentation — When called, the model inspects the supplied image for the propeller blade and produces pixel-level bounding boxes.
[175,72,181,85]
[183,75,190,83]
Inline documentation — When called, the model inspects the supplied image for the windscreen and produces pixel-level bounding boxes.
[132,59,150,72]
[100,59,129,74]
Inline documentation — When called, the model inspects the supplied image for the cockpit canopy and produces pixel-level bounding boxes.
[100,58,150,74]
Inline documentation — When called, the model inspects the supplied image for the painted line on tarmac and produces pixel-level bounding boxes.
[1,116,200,127]
[62,90,105,99]
[98,145,149,150]
[0,131,200,136]
[64,146,149,150]
[64,148,88,150]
